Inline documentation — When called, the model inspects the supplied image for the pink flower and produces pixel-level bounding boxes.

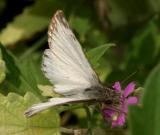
[102,82,138,127]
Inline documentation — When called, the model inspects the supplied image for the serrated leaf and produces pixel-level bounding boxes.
[38,85,61,97]
[129,63,160,135]
[87,43,115,66]
[0,92,60,135]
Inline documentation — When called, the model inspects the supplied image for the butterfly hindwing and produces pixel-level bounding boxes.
[25,97,94,117]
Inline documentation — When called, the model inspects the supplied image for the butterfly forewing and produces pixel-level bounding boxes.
[42,10,101,96]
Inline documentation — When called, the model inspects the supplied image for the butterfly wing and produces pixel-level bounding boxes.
[42,10,101,96]
[25,97,95,117]
[25,11,104,117]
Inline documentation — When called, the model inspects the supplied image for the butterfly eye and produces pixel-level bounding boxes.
[85,88,92,91]
[105,100,113,105]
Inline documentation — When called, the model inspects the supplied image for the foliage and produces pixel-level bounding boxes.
[0,92,60,135]
[0,0,160,134]
[129,63,160,135]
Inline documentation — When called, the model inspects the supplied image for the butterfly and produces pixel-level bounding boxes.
[25,10,120,117]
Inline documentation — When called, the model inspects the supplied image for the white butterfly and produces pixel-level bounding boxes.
[25,10,119,117]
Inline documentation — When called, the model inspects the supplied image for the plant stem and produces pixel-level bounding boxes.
[60,127,88,135]
[84,106,93,135]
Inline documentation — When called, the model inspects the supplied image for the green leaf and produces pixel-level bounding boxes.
[19,56,48,89]
[149,0,160,12]
[0,44,42,96]
[129,63,160,135]
[0,13,48,46]
[0,0,60,46]
[87,43,115,66]
[0,0,5,13]
[129,19,158,65]
[0,92,60,135]
[107,0,152,28]
[38,85,61,97]
[70,16,90,41]
[0,50,6,83]
[0,44,21,94]
[0,59,6,83]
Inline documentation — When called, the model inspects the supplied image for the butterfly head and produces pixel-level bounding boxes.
[102,82,139,127]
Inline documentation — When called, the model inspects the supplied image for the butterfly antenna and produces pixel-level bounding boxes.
[121,70,138,84]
